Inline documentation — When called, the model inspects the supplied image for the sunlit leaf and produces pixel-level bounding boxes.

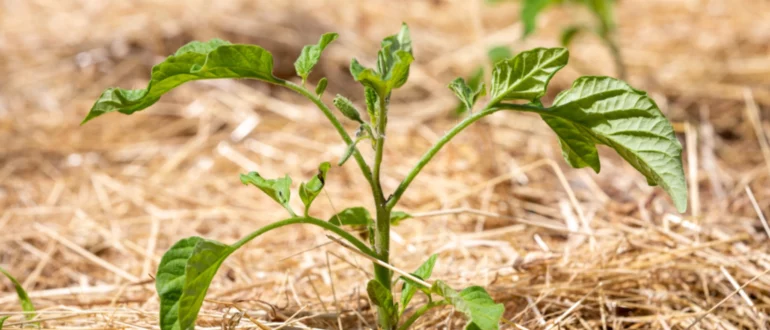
[299,162,331,215]
[432,281,504,330]
[0,266,36,323]
[389,211,412,226]
[490,48,568,103]
[449,77,486,114]
[329,207,373,226]
[399,254,437,315]
[83,39,280,123]
[295,33,339,82]
[543,76,687,212]
[350,24,414,96]
[240,172,293,213]
[455,67,485,116]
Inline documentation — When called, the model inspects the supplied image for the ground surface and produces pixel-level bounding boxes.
[2,0,770,329]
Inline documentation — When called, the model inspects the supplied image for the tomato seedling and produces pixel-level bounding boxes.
[84,24,686,330]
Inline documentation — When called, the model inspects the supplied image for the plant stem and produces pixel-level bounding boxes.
[397,301,446,330]
[371,94,394,329]
[282,81,376,193]
[602,35,625,80]
[386,103,544,210]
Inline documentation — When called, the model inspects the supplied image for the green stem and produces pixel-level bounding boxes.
[282,81,376,193]
[602,35,625,80]
[397,301,446,330]
[231,217,376,258]
[386,103,544,210]
[372,94,393,329]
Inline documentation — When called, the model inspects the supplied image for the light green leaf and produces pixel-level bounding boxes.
[299,162,331,215]
[399,254,437,315]
[389,211,412,226]
[367,280,398,327]
[240,172,293,213]
[544,76,687,212]
[490,48,568,103]
[333,95,364,123]
[315,77,328,96]
[295,33,339,81]
[365,86,379,123]
[0,266,36,323]
[83,39,280,123]
[433,281,504,330]
[455,67,485,116]
[0,316,8,329]
[449,77,486,114]
[487,46,513,64]
[350,24,414,96]
[328,207,373,227]
[521,0,551,36]
[560,25,584,47]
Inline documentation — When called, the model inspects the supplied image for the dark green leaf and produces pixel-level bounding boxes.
[367,280,398,327]
[432,281,504,330]
[156,237,202,330]
[544,76,687,212]
[399,254,437,315]
[333,95,364,123]
[487,46,513,64]
[83,39,280,123]
[329,207,373,226]
[315,77,328,96]
[389,211,412,226]
[299,162,331,215]
[295,33,339,81]
[521,0,551,36]
[449,77,486,114]
[0,266,36,323]
[490,48,568,103]
[560,25,584,47]
[350,24,414,96]
[240,172,293,213]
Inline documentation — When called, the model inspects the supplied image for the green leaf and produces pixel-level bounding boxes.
[299,162,331,215]
[333,95,364,123]
[339,135,367,166]
[432,281,504,330]
[487,46,513,64]
[521,0,551,36]
[0,266,36,323]
[365,86,379,123]
[0,316,8,329]
[83,39,281,123]
[543,76,687,212]
[367,280,398,327]
[315,77,328,96]
[240,172,293,213]
[449,77,486,114]
[490,48,568,103]
[399,254,437,315]
[329,207,373,226]
[156,237,232,330]
[389,210,412,226]
[560,25,584,47]
[455,67,485,116]
[295,33,339,82]
[350,23,413,96]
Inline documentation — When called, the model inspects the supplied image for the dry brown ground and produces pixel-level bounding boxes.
[2,0,770,329]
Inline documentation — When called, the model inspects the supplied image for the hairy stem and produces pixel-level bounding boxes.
[386,103,544,210]
[282,81,376,193]
[397,301,447,330]
[372,94,393,329]
[231,217,376,258]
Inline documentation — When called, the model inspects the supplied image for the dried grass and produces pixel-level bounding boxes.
[2,0,770,328]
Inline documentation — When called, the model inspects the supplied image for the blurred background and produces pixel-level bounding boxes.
[2,0,770,328]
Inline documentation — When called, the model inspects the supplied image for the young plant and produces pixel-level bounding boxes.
[0,266,37,328]
[83,23,686,330]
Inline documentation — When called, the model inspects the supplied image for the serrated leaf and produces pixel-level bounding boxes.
[299,162,331,215]
[333,95,364,123]
[315,77,328,96]
[0,266,36,323]
[521,0,551,36]
[490,48,568,103]
[399,254,437,315]
[544,76,687,212]
[83,39,280,123]
[156,237,232,330]
[487,46,513,64]
[389,210,412,226]
[328,207,373,226]
[295,33,339,81]
[367,280,398,327]
[350,24,413,96]
[240,172,293,213]
[449,77,486,114]
[433,281,504,330]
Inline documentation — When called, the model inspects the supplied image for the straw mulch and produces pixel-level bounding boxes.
[2,0,770,328]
